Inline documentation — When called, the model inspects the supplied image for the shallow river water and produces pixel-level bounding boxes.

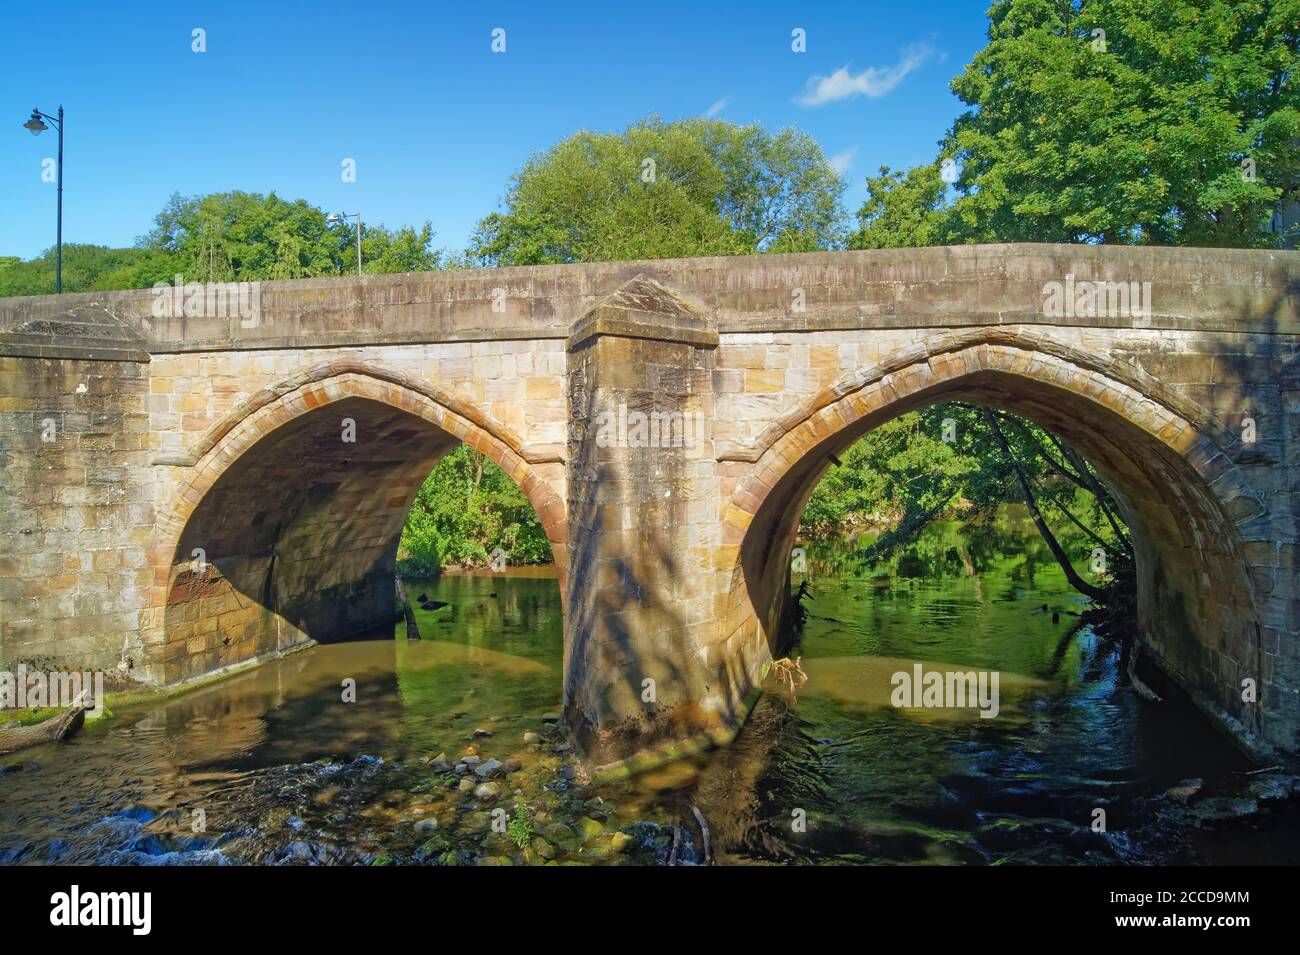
[2,512,1297,865]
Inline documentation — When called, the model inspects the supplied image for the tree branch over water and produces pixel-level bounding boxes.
[981,408,1107,602]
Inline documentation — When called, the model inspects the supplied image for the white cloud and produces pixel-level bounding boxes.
[828,147,858,176]
[704,97,730,118]
[796,44,936,107]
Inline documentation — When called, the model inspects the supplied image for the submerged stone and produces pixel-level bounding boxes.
[576,817,605,842]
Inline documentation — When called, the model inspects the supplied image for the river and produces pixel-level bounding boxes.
[2,509,1297,865]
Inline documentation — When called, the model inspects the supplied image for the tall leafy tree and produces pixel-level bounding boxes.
[853,0,1299,249]
[398,446,552,574]
[143,191,334,279]
[851,163,952,249]
[471,117,847,265]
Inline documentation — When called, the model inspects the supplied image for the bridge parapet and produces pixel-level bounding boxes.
[2,245,1295,358]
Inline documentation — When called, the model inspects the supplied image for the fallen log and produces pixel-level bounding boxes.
[395,578,422,641]
[0,705,86,756]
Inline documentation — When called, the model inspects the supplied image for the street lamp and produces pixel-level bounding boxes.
[327,211,362,276]
[22,106,64,293]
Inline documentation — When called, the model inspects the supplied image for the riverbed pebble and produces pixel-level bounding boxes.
[1164,778,1202,804]
[576,817,605,842]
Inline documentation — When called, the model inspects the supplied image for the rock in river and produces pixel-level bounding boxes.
[1164,778,1202,804]
[576,817,605,843]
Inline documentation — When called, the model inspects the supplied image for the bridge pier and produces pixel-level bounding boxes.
[562,278,748,767]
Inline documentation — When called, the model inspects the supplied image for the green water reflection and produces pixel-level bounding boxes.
[1,511,1296,865]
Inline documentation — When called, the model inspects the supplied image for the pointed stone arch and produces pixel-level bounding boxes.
[715,329,1270,752]
[146,366,566,683]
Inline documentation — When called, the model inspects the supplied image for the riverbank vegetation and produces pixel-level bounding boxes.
[396,446,552,576]
[803,403,1134,605]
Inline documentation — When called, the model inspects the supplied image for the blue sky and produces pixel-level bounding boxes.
[0,0,990,259]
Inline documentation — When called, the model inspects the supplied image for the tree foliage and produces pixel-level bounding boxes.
[851,163,951,250]
[1,191,448,296]
[803,402,1133,600]
[471,117,847,265]
[142,191,447,280]
[0,244,168,297]
[398,446,552,575]
[852,0,1299,249]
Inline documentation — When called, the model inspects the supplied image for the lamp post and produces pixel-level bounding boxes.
[327,211,362,276]
[23,106,64,294]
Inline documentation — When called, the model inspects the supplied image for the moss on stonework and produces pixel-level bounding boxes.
[590,685,764,784]
[1,643,316,730]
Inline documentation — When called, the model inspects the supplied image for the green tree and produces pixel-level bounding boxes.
[471,117,846,266]
[136,190,447,282]
[143,191,344,280]
[804,402,1132,601]
[398,446,552,574]
[853,0,1299,249]
[851,163,952,250]
[0,244,164,296]
[360,222,446,274]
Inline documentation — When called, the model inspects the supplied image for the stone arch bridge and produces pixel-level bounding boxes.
[1,244,1297,770]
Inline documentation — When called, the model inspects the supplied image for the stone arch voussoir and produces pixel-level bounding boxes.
[152,365,568,615]
[724,328,1264,541]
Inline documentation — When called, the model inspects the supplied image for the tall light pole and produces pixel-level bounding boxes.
[327,211,362,276]
[23,106,64,294]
